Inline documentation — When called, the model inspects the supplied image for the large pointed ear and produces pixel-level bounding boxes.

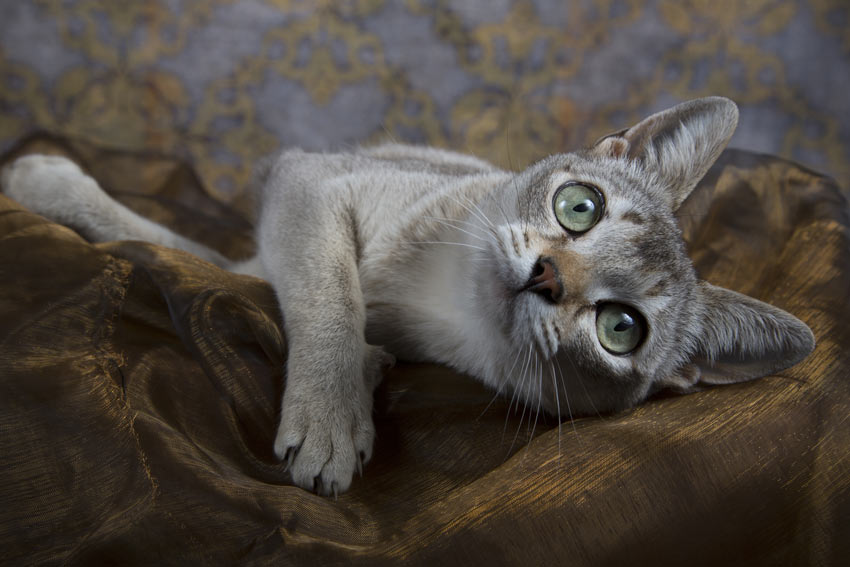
[592,97,739,209]
[657,282,815,393]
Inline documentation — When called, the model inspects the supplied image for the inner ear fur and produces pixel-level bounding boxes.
[655,282,814,394]
[592,97,739,209]
[689,282,814,389]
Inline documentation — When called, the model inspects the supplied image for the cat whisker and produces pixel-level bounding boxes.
[508,173,524,232]
[449,194,497,231]
[452,207,501,243]
[478,383,505,422]
[379,122,399,144]
[423,216,498,246]
[533,322,557,361]
[510,396,528,455]
[453,182,511,229]
[527,353,544,450]
[503,118,532,237]
[576,375,604,420]
[503,344,533,447]
[503,348,531,424]
[516,349,535,424]
[446,195,505,248]
[554,358,583,446]
[463,196,499,231]
[548,360,562,462]
[560,344,604,421]
[493,193,513,228]
[505,348,530,420]
[478,343,524,421]
[425,213,489,232]
[510,350,544,458]
[407,240,487,251]
[477,187,513,229]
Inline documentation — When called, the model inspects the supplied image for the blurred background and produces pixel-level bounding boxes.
[1,0,848,207]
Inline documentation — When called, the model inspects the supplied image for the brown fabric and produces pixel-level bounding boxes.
[0,137,848,566]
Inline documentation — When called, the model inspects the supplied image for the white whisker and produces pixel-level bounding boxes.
[447,195,489,227]
[527,353,544,448]
[423,216,498,245]
[503,344,532,443]
[478,344,523,420]
[506,345,531,416]
[554,358,582,446]
[562,346,604,421]
[510,351,540,456]
[455,194,497,230]
[408,241,486,251]
[503,117,530,236]
[509,383,530,455]
[548,360,562,462]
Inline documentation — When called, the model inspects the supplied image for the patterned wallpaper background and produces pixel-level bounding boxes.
[1,0,848,207]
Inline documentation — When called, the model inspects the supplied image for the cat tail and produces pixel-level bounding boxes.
[1,154,264,277]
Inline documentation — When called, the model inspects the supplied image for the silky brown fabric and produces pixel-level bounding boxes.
[0,137,847,566]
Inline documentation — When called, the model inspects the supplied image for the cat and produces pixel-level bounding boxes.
[0,97,815,497]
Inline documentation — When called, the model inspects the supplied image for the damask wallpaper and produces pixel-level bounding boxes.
[1,0,849,207]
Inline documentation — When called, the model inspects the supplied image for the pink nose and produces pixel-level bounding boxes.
[522,258,563,302]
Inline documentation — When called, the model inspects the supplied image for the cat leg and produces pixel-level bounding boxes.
[258,179,387,496]
[0,154,235,270]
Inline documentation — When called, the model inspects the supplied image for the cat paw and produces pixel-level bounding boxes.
[273,391,375,497]
[0,154,101,222]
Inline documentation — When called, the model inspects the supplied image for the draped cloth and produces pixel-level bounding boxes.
[1,137,847,566]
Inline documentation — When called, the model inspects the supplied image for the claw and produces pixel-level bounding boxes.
[357,451,364,477]
[332,481,338,500]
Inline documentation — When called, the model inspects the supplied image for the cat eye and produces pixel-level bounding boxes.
[553,182,604,233]
[596,303,646,355]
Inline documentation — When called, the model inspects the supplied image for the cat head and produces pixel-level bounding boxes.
[474,97,814,415]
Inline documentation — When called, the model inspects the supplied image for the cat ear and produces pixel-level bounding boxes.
[592,97,739,209]
[662,281,815,393]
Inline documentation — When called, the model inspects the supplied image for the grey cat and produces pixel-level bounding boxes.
[0,97,815,496]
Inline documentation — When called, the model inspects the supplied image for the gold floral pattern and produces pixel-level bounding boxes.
[1,0,848,203]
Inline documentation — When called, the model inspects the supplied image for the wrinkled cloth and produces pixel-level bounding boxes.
[0,138,848,566]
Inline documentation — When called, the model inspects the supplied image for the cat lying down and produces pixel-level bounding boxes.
[1,97,814,497]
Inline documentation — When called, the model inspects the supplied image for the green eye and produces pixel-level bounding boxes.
[553,183,604,233]
[596,303,646,355]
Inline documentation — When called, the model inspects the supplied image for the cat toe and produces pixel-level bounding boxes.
[274,402,374,496]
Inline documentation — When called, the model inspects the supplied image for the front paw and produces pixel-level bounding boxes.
[273,391,375,496]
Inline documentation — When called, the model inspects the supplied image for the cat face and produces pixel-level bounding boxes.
[478,155,699,414]
[470,98,814,417]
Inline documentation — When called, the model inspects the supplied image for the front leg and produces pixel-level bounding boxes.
[260,184,386,496]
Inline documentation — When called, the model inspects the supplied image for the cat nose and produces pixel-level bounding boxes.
[522,257,563,303]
